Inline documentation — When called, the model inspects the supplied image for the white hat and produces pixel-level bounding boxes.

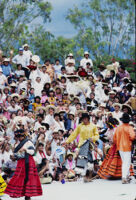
[3,58,10,62]
[53,128,59,133]
[99,103,106,108]
[84,51,89,55]
[113,103,122,109]
[11,93,20,98]
[23,44,29,48]
[68,111,75,116]
[0,68,3,72]
[109,91,116,95]
[68,53,73,57]
[10,83,17,87]
[31,55,40,63]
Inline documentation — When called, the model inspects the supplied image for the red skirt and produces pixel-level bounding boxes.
[97,144,134,179]
[5,155,42,198]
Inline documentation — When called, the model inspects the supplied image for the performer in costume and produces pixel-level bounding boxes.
[66,113,99,148]
[66,113,99,180]
[5,129,42,200]
[113,113,135,184]
[0,175,7,199]
[98,115,134,182]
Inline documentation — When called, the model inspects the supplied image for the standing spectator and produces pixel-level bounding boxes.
[12,48,29,78]
[80,51,93,70]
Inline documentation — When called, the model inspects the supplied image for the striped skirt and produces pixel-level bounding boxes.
[97,144,134,179]
[5,155,42,198]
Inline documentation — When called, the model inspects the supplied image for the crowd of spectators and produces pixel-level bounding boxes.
[0,44,135,184]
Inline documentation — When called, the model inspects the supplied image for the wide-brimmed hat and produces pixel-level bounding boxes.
[3,58,10,62]
[108,91,116,95]
[84,51,89,55]
[68,53,73,57]
[68,111,75,116]
[55,86,63,93]
[45,105,56,113]
[113,103,122,109]
[66,152,74,158]
[3,87,10,92]
[23,44,29,48]
[77,110,86,115]
[31,55,40,63]
[81,113,90,120]
[122,104,132,115]
[36,106,46,112]
[10,83,17,87]
[120,113,130,123]
[11,93,20,99]
[99,103,106,108]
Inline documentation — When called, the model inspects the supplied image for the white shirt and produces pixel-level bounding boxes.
[32,81,43,97]
[7,105,21,113]
[0,74,7,87]
[80,57,93,70]
[66,66,75,74]
[23,50,32,60]
[38,70,51,84]
[12,54,29,68]
[44,114,55,126]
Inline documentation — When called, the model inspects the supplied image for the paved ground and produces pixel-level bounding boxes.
[3,179,136,200]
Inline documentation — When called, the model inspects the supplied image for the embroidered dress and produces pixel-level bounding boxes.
[5,138,42,198]
[97,144,134,179]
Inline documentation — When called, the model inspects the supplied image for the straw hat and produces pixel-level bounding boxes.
[10,83,17,87]
[11,93,20,99]
[31,55,40,63]
[122,104,132,115]
[23,44,29,48]
[108,91,116,95]
[55,86,63,93]
[84,51,89,55]
[77,110,86,115]
[3,58,10,62]
[68,111,75,116]
[113,103,122,109]
[36,106,46,112]
[45,105,56,113]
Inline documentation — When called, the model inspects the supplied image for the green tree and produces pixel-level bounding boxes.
[0,0,52,53]
[66,0,135,60]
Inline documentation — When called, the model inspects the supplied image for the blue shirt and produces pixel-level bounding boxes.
[1,64,12,76]
[53,64,62,75]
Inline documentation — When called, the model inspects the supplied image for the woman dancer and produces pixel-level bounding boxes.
[5,129,42,200]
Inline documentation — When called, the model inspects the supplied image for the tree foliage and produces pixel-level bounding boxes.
[66,0,135,61]
[0,0,52,53]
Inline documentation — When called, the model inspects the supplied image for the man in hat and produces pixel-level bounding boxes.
[113,113,135,184]
[12,48,30,78]
[23,44,32,60]
[12,48,29,69]
[80,51,93,70]
[66,113,99,148]
[65,53,75,66]
[1,58,12,77]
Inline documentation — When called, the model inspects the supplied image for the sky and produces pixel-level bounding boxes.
[45,0,83,38]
